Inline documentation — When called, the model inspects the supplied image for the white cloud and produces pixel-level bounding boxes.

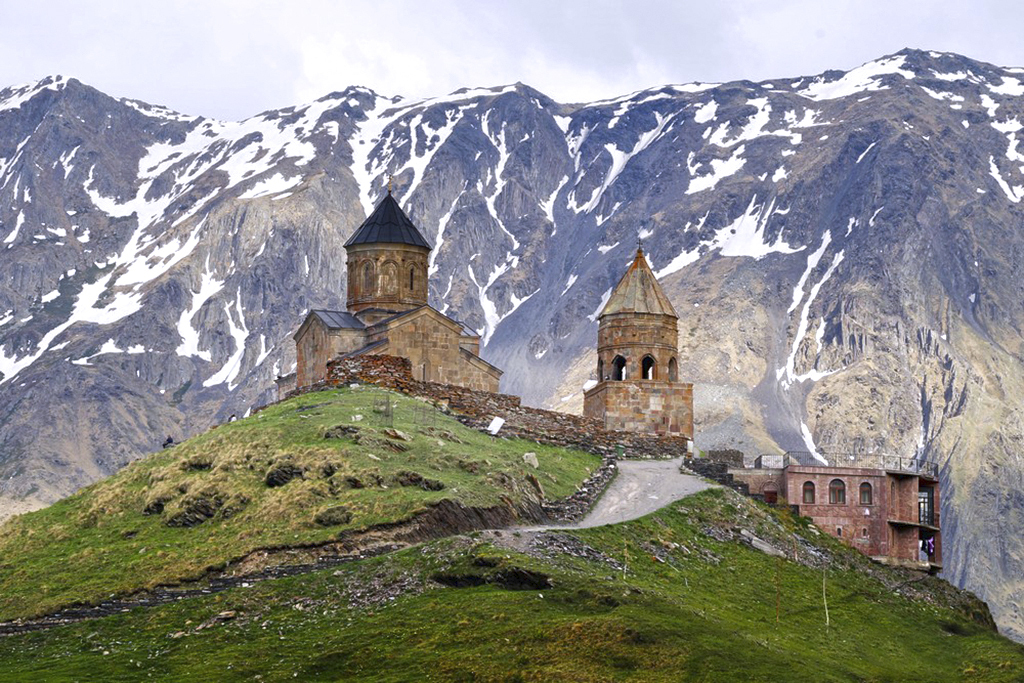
[1,1,1024,120]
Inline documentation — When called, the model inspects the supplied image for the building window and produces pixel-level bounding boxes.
[409,266,415,291]
[836,527,843,537]
[381,262,398,294]
[802,481,815,504]
[597,359,605,381]
[668,357,678,382]
[642,355,656,380]
[829,479,846,504]
[918,488,934,526]
[361,261,375,294]
[860,482,873,505]
[611,355,626,381]
[862,528,868,538]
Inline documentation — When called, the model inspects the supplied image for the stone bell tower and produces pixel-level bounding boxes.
[583,247,694,437]
[344,190,431,324]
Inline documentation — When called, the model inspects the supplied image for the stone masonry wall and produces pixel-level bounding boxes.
[584,380,694,438]
[368,313,500,392]
[287,354,691,460]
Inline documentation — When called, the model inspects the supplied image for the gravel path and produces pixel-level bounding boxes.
[520,457,713,532]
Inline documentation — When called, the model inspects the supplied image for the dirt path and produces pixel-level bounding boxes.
[521,457,713,532]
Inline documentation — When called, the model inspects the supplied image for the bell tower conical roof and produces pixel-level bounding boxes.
[344,192,432,249]
[599,248,678,318]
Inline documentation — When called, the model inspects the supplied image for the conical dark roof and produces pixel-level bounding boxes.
[600,248,678,318]
[344,193,431,249]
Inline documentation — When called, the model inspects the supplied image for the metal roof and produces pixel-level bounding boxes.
[600,248,678,318]
[343,193,432,249]
[310,309,366,329]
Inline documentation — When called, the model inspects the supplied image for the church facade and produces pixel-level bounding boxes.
[583,247,694,437]
[285,193,502,395]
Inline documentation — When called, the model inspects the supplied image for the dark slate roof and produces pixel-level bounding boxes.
[344,193,432,249]
[340,339,387,358]
[311,309,365,329]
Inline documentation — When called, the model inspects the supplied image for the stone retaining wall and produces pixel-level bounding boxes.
[285,354,691,461]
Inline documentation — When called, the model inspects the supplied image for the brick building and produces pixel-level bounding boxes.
[280,192,502,395]
[730,454,942,572]
[584,247,694,437]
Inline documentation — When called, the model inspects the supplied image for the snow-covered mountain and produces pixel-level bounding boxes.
[3,49,1024,639]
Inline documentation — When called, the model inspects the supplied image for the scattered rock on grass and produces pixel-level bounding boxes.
[382,428,412,442]
[165,492,224,527]
[395,471,445,491]
[324,425,359,440]
[265,464,303,488]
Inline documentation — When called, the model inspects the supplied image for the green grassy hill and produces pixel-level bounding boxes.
[0,387,599,620]
[2,488,1023,681]
[1,387,1022,681]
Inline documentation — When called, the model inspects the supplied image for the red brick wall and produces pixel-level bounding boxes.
[786,466,889,557]
[784,466,942,567]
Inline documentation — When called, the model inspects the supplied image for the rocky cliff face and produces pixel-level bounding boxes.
[2,49,1024,639]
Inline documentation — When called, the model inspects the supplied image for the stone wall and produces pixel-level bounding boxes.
[366,310,500,392]
[346,242,429,314]
[597,311,678,382]
[296,316,330,388]
[584,379,694,437]
[292,354,691,460]
[729,468,785,499]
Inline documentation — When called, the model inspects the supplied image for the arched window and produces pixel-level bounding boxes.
[859,482,873,505]
[381,262,398,294]
[829,479,846,504]
[642,355,656,380]
[762,482,778,505]
[361,261,375,294]
[668,357,678,382]
[611,355,626,381]
[597,359,605,381]
[408,265,416,291]
[802,481,815,504]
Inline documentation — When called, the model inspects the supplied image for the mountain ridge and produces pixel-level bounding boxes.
[3,48,1024,640]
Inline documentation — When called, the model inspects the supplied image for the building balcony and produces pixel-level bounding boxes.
[887,517,940,533]
[779,451,938,478]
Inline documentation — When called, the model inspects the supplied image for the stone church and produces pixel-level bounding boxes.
[283,192,503,394]
[584,247,694,437]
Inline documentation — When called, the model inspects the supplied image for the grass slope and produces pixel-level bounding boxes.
[1,489,1021,682]
[0,387,600,620]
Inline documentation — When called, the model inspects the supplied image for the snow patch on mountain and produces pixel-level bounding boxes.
[798,55,915,101]
[203,289,249,390]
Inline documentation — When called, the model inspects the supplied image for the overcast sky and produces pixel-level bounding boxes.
[2,0,1023,120]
